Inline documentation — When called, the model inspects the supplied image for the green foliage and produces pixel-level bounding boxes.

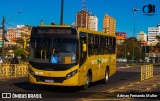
[117,37,143,60]
[156,35,160,41]
[13,48,26,56]
[152,35,160,54]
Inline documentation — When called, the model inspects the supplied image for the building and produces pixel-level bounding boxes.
[0,28,2,35]
[76,10,90,29]
[72,21,76,27]
[116,32,127,44]
[103,14,116,34]
[138,31,147,42]
[138,31,147,46]
[0,28,2,47]
[76,10,98,31]
[7,25,31,42]
[88,15,98,31]
[7,28,21,42]
[148,25,160,46]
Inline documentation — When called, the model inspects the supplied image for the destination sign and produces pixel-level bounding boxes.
[37,28,72,34]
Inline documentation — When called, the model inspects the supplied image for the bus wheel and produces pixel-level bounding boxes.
[102,68,109,84]
[83,73,90,90]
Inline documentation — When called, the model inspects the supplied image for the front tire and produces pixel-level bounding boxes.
[83,73,91,90]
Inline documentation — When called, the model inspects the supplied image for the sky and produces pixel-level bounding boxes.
[0,0,160,38]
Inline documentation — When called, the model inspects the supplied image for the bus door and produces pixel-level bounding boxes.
[79,32,87,84]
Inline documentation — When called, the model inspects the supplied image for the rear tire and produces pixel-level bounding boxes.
[83,73,91,90]
[102,68,109,84]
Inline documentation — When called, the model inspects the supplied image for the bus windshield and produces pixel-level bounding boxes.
[29,27,78,64]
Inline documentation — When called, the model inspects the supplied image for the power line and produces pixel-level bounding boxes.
[5,22,17,28]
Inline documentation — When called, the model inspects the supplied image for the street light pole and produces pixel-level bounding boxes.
[125,44,126,59]
[140,45,142,60]
[60,0,64,25]
[132,8,139,64]
[2,16,5,63]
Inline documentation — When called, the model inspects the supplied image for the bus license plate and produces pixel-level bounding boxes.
[45,79,54,83]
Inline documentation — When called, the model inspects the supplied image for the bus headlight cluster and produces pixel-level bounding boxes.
[66,70,77,79]
[28,68,35,77]
[72,55,76,61]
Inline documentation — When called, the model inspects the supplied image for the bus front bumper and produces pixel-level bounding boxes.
[28,73,79,86]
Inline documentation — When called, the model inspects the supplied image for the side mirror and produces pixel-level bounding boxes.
[82,43,87,52]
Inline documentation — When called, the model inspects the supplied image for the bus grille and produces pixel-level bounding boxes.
[35,75,66,83]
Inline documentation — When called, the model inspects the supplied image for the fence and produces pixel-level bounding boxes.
[0,63,28,79]
[116,63,127,68]
[141,64,153,81]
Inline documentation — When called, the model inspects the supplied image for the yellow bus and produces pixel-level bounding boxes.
[28,25,116,89]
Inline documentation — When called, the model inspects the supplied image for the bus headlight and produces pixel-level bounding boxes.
[72,55,76,61]
[66,70,77,79]
[28,68,35,78]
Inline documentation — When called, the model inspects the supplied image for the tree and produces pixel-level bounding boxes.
[15,38,24,48]
[155,35,160,53]
[117,37,142,60]
[14,48,26,56]
[156,35,160,41]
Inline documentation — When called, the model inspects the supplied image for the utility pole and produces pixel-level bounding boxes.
[125,44,126,59]
[2,16,5,63]
[82,0,86,11]
[60,0,64,25]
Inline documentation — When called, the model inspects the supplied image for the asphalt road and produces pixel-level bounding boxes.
[0,65,159,101]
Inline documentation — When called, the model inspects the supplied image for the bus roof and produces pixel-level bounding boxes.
[32,25,116,37]
[37,24,71,28]
[78,28,116,37]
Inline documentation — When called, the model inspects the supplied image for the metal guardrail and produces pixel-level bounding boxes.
[141,64,153,81]
[116,63,127,67]
[0,63,28,79]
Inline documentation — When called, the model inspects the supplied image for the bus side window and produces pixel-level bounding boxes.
[88,34,94,45]
[109,37,114,54]
[88,34,94,56]
[105,37,108,46]
[94,35,99,55]
[104,37,108,54]
[103,36,106,54]
[113,38,116,54]
[108,37,112,54]
[106,37,110,54]
[99,36,105,55]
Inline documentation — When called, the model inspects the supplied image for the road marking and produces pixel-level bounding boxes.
[152,84,157,87]
[81,98,130,101]
[77,98,130,101]
[146,88,151,91]
[118,66,131,68]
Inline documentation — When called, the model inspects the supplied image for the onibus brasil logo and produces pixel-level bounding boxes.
[143,4,156,16]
